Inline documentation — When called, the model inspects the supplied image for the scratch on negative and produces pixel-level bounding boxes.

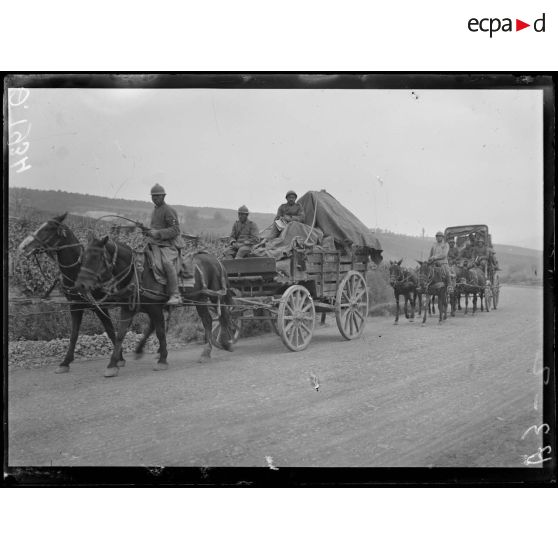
[265,456,279,470]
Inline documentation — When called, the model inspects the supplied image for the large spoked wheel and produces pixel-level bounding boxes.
[277,285,315,352]
[492,274,500,309]
[335,271,369,340]
[210,306,241,349]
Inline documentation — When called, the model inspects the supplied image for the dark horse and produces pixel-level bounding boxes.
[460,261,488,315]
[388,259,419,324]
[75,236,235,377]
[416,261,447,324]
[17,213,125,373]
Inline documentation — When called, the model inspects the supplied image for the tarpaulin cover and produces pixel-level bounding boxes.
[252,221,324,260]
[298,190,383,262]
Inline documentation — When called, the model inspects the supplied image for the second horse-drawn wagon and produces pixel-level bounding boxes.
[213,190,383,351]
[444,224,500,310]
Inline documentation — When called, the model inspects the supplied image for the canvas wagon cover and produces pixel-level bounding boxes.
[298,190,383,262]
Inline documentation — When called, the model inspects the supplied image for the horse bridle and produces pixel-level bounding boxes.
[389,264,412,286]
[30,220,83,268]
[79,241,135,300]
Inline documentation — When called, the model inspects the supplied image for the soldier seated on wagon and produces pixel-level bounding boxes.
[473,237,490,273]
[447,237,459,266]
[224,205,260,259]
[268,190,306,239]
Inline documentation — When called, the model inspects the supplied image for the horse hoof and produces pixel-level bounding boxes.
[198,355,211,364]
[117,359,126,367]
[104,368,119,378]
[153,362,169,371]
[55,365,70,374]
[393,322,398,325]
[409,319,414,323]
[134,352,144,360]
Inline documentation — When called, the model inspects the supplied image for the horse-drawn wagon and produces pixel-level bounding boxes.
[214,190,383,352]
[444,224,500,310]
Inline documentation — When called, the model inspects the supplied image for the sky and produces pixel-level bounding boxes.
[8,86,544,249]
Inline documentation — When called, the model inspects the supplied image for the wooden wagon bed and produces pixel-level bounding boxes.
[216,248,371,352]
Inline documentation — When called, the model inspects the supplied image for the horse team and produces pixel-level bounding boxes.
[18,213,496,378]
[388,257,493,326]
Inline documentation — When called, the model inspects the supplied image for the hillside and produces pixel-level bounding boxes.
[9,187,542,282]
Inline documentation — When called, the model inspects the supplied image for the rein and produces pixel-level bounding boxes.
[80,241,137,303]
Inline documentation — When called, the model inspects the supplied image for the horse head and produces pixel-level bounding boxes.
[18,212,70,256]
[388,258,404,286]
[76,235,113,292]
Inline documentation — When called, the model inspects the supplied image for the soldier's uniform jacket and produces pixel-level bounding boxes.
[429,241,449,264]
[448,246,459,262]
[473,245,489,259]
[275,202,306,222]
[459,243,474,260]
[149,202,183,248]
[231,219,260,245]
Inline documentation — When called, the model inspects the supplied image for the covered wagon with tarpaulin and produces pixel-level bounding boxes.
[214,190,383,351]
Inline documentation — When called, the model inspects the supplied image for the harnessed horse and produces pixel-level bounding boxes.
[460,259,489,315]
[75,235,235,377]
[17,212,125,373]
[388,259,419,324]
[416,261,448,324]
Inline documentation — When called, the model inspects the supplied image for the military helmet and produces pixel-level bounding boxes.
[435,231,444,237]
[238,205,249,214]
[285,190,298,199]
[150,183,166,196]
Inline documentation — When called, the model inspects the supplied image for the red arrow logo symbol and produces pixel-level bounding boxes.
[516,19,530,31]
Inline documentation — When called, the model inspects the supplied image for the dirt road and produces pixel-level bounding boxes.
[8,285,545,468]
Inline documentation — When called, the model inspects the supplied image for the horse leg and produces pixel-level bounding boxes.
[196,303,214,363]
[151,307,169,371]
[105,308,134,377]
[464,292,468,315]
[217,305,235,352]
[57,306,84,373]
[422,294,428,325]
[441,289,447,322]
[409,290,415,322]
[320,312,326,326]
[394,292,400,324]
[404,293,410,319]
[135,317,155,360]
[472,292,477,314]
[93,307,125,367]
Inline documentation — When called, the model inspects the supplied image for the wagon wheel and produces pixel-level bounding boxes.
[210,306,241,348]
[335,270,369,340]
[277,285,315,351]
[492,274,500,309]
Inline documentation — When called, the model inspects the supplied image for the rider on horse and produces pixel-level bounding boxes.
[146,184,195,304]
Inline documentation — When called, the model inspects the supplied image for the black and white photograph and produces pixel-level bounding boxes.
[4,74,554,483]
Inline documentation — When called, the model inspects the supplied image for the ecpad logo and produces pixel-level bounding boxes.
[468,13,546,37]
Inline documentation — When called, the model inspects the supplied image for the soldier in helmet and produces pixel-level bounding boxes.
[428,231,450,286]
[224,205,260,259]
[270,190,306,238]
[473,237,489,273]
[145,183,194,304]
[447,236,459,266]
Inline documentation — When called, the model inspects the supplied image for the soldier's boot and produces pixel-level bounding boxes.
[163,260,182,304]
[181,255,196,288]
